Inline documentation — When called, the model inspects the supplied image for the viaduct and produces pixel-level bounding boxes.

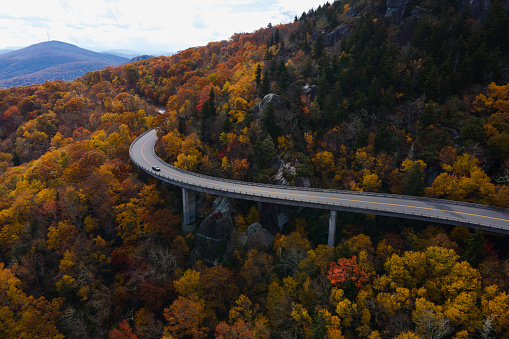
[130,129,509,246]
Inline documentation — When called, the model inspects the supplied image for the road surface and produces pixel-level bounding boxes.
[130,129,509,234]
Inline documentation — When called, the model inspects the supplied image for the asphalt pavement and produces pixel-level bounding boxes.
[130,129,509,234]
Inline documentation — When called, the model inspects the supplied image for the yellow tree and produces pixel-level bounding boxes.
[174,269,202,299]
[163,296,209,338]
[384,251,427,289]
[480,285,509,334]
[360,170,382,192]
[266,277,299,330]
[0,263,64,338]
[426,153,495,204]
[312,150,335,181]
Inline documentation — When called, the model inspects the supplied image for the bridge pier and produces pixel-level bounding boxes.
[182,188,196,225]
[328,210,337,247]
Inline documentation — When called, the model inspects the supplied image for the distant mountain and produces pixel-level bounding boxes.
[101,49,140,59]
[0,41,128,88]
[0,49,15,55]
[129,55,154,63]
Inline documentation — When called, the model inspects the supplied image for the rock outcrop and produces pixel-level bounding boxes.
[269,158,311,188]
[246,222,274,249]
[311,25,350,47]
[468,0,493,20]
[325,24,350,46]
[189,197,234,265]
[346,6,359,17]
[385,0,409,25]
[294,177,311,188]
[253,93,283,118]
[395,6,428,45]
[259,202,294,234]
[302,83,318,98]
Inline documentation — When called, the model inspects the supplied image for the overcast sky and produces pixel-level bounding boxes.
[1,0,327,55]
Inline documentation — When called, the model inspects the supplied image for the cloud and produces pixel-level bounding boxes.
[192,15,207,29]
[1,0,328,54]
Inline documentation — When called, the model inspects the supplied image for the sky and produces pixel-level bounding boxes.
[0,0,327,55]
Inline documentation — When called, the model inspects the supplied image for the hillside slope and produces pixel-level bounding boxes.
[0,40,128,88]
[0,0,509,338]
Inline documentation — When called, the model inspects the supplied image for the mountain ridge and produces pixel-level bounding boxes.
[0,40,128,88]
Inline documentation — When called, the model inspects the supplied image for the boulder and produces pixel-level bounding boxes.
[253,93,283,118]
[189,197,234,265]
[246,222,274,249]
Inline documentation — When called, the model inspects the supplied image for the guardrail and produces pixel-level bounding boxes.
[130,129,509,216]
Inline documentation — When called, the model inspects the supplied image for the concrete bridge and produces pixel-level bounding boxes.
[130,129,509,246]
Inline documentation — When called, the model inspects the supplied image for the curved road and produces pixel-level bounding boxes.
[130,129,509,235]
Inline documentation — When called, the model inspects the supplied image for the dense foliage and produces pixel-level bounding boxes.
[0,0,508,338]
[139,0,508,207]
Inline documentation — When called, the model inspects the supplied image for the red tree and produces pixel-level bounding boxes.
[327,255,369,288]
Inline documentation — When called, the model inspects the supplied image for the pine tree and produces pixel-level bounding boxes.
[255,64,262,88]
[313,33,326,60]
[464,230,486,267]
[260,70,271,97]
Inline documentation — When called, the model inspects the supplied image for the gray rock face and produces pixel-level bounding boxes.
[253,93,283,118]
[396,6,428,45]
[302,83,317,97]
[326,24,350,46]
[346,7,359,17]
[271,158,314,186]
[269,158,310,188]
[294,177,311,188]
[461,0,508,20]
[385,0,409,24]
[189,197,234,265]
[259,201,303,234]
[311,25,350,47]
[468,0,492,20]
[387,0,409,6]
[411,6,428,19]
[246,222,274,249]
[270,158,293,186]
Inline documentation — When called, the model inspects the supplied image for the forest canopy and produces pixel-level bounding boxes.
[0,0,508,338]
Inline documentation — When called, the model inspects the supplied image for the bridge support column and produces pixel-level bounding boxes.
[328,210,337,247]
[182,188,196,225]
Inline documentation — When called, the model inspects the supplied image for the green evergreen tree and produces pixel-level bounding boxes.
[257,134,276,167]
[260,102,280,140]
[276,60,290,93]
[313,33,326,60]
[260,70,271,97]
[403,164,426,197]
[464,230,486,267]
[255,64,262,88]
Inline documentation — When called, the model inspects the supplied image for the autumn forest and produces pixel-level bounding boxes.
[1,0,509,338]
